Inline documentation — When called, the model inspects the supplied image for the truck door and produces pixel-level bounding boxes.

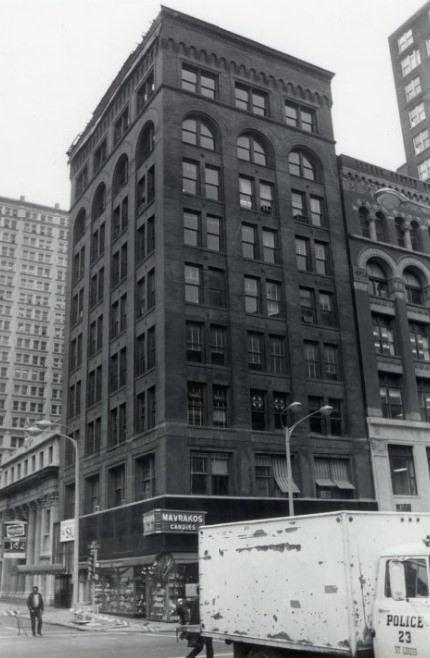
[373,556,430,658]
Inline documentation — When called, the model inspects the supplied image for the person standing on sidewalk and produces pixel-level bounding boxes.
[27,585,44,636]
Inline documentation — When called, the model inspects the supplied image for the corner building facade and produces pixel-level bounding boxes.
[339,154,430,512]
[64,8,375,619]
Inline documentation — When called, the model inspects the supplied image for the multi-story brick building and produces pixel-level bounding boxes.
[389,1,430,180]
[339,154,430,511]
[64,8,375,618]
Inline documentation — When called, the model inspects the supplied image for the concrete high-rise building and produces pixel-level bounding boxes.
[63,8,375,618]
[0,196,69,463]
[389,1,430,179]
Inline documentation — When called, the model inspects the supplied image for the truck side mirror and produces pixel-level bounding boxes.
[389,559,407,601]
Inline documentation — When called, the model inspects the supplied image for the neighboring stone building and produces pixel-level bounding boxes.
[62,8,375,619]
[339,153,430,511]
[389,1,430,180]
[0,431,64,606]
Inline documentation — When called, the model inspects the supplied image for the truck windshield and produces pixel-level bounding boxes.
[385,558,429,598]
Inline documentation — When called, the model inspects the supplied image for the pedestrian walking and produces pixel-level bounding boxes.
[183,592,213,658]
[27,585,44,637]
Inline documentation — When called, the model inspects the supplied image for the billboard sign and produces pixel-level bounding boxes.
[60,519,75,542]
[3,521,27,558]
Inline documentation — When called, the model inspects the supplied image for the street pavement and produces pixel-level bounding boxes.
[0,598,176,634]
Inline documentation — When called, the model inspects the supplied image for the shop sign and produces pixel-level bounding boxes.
[143,509,206,535]
[60,519,75,542]
[3,521,27,558]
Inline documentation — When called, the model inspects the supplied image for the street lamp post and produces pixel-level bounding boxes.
[282,402,333,517]
[26,420,80,609]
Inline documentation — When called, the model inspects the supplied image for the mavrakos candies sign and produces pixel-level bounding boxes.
[143,509,206,535]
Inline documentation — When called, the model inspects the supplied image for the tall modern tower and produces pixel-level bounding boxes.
[64,7,375,619]
[389,1,430,180]
[0,195,69,463]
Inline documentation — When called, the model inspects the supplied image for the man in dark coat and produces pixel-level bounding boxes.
[184,594,213,658]
[27,585,44,636]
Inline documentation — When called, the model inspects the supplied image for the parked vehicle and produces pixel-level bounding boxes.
[198,510,430,657]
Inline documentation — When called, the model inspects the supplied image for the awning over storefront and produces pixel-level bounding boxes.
[16,564,66,575]
[98,552,197,569]
[273,457,300,493]
[172,552,197,564]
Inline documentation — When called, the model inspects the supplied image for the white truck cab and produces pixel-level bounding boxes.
[373,539,430,658]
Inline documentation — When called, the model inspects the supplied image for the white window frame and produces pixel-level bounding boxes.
[401,49,421,77]
[405,76,421,102]
[418,158,430,181]
[413,129,430,155]
[398,29,413,53]
[409,103,426,128]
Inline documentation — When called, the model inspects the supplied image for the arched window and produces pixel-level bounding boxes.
[237,133,267,166]
[395,217,405,247]
[136,122,154,168]
[367,260,389,298]
[404,268,423,305]
[288,150,316,181]
[92,183,106,221]
[182,117,215,151]
[374,212,386,242]
[410,221,420,251]
[73,209,86,245]
[358,206,370,238]
[112,155,128,197]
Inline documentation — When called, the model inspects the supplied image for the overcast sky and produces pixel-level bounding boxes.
[0,0,425,210]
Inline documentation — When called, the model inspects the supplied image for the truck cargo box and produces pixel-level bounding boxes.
[199,511,430,656]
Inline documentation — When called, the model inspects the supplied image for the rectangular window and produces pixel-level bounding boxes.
[255,454,300,498]
[251,390,266,430]
[134,454,155,500]
[204,166,220,200]
[266,280,281,317]
[182,160,198,195]
[319,291,335,326]
[241,224,257,259]
[181,64,217,98]
[398,29,413,53]
[213,385,228,427]
[235,83,268,116]
[305,342,320,379]
[324,344,339,380]
[207,215,222,252]
[84,475,100,514]
[113,107,129,144]
[373,316,396,355]
[185,264,201,304]
[190,452,229,495]
[418,379,430,422]
[409,103,426,128]
[413,129,430,155]
[262,229,276,263]
[405,76,422,102]
[295,237,310,271]
[244,276,261,314]
[188,382,205,426]
[401,49,421,77]
[388,445,417,496]
[285,101,316,132]
[418,158,430,181]
[315,241,330,275]
[136,70,155,112]
[210,325,226,366]
[409,322,430,361]
[310,196,325,227]
[269,335,286,374]
[108,464,125,507]
[186,322,204,363]
[300,287,315,323]
[380,375,403,419]
[248,332,264,370]
[239,176,254,209]
[207,268,225,307]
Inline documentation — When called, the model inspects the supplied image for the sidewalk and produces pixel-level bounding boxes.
[0,599,177,633]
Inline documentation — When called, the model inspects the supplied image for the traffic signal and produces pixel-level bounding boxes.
[87,554,94,579]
